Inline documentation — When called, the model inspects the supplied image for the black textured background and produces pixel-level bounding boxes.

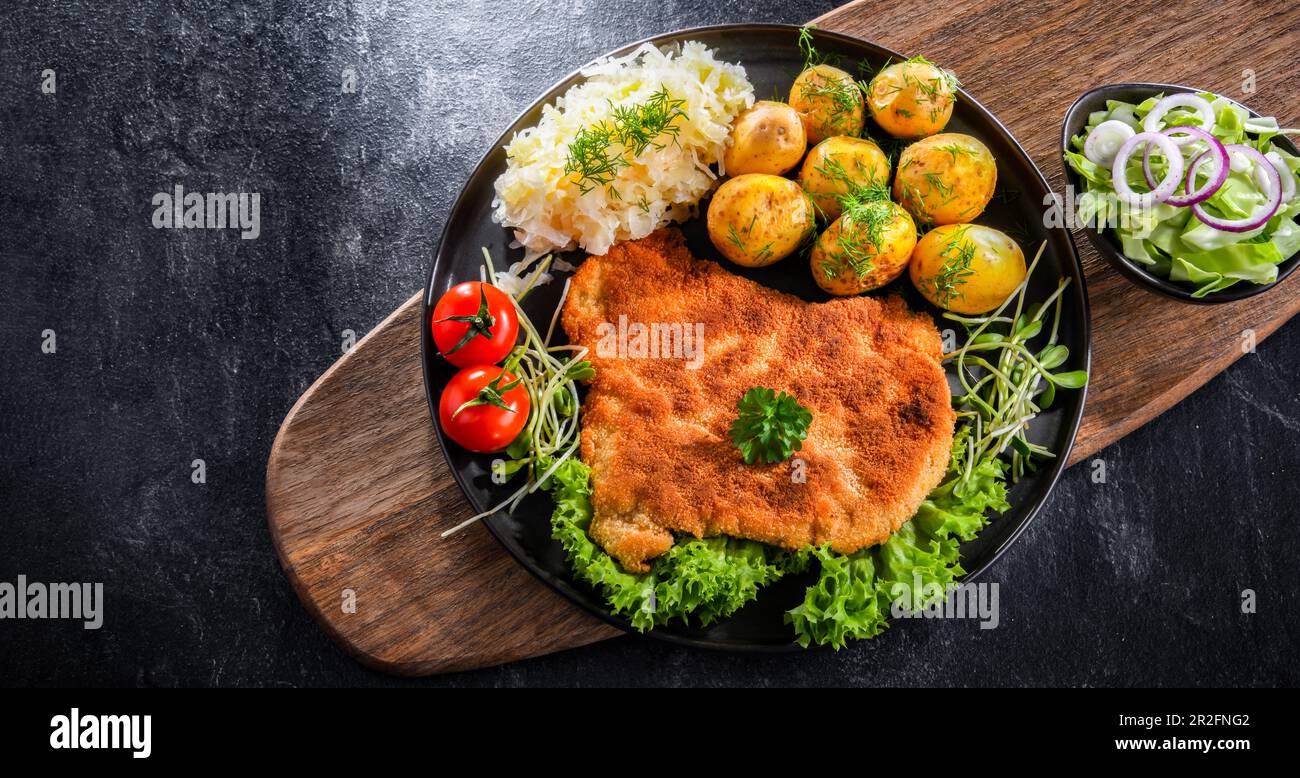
[1,1,1296,687]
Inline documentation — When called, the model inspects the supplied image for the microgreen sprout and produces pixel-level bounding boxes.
[441,249,594,538]
[943,241,1087,486]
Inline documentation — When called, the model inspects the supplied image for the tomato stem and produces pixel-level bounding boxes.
[452,370,522,419]
[434,285,496,355]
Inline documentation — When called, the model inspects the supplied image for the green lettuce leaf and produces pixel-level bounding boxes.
[785,546,886,649]
[1064,150,1112,189]
[544,457,793,631]
[915,459,1010,542]
[652,537,788,627]
[546,457,658,628]
[1145,209,1191,256]
[1129,94,1162,120]
[1170,242,1282,297]
[1267,203,1300,260]
[1199,171,1265,220]
[1077,190,1122,230]
[785,431,1010,649]
[1180,207,1265,252]
[1207,95,1248,145]
[1121,233,1158,265]
[874,521,965,603]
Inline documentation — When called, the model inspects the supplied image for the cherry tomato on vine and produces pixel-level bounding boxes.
[431,282,518,367]
[438,365,530,453]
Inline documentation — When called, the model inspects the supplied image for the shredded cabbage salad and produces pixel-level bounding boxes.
[1066,92,1300,297]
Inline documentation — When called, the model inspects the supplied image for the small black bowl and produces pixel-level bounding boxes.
[1060,82,1300,304]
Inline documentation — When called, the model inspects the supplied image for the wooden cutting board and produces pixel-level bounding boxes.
[265,0,1300,675]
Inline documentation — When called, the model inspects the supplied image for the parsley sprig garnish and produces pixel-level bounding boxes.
[729,387,813,465]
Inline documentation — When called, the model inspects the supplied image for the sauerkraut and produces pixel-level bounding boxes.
[491,41,754,258]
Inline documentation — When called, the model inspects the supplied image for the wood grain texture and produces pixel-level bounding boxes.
[265,293,620,675]
[266,0,1300,675]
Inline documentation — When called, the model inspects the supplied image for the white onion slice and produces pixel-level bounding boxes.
[1245,116,1280,134]
[1112,131,1185,208]
[1191,144,1282,232]
[1257,151,1296,203]
[1084,119,1135,167]
[1160,127,1229,207]
[1142,93,1216,143]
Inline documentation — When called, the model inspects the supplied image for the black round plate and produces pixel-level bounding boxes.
[1060,82,1300,304]
[421,24,1091,651]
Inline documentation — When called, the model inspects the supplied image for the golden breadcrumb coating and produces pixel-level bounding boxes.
[562,228,954,572]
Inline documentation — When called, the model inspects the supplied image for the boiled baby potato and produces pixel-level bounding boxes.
[910,224,1026,314]
[811,198,917,295]
[789,64,865,144]
[893,133,997,227]
[798,136,891,221]
[867,58,957,139]
[723,100,807,176]
[708,174,815,267]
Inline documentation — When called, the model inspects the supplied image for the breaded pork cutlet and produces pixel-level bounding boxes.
[561,228,955,573]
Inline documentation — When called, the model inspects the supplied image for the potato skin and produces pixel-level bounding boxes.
[893,133,997,227]
[811,200,917,295]
[867,60,956,139]
[910,224,1026,314]
[723,101,808,176]
[788,64,865,144]
[798,136,892,221]
[707,174,815,267]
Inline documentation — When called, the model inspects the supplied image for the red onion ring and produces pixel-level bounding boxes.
[1138,124,1227,200]
[1159,128,1229,207]
[1191,144,1282,232]
[1181,151,1224,207]
[1112,131,1184,208]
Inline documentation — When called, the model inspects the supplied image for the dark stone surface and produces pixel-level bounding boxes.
[1,1,1296,688]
